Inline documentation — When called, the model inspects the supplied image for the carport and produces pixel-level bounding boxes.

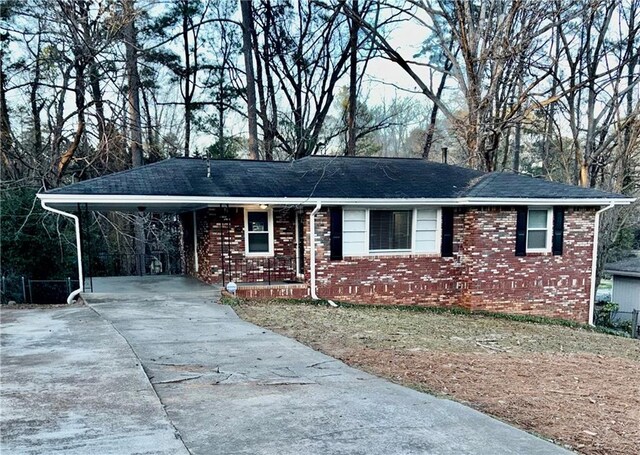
[37,193,207,303]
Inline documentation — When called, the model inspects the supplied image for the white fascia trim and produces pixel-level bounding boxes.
[37,193,636,207]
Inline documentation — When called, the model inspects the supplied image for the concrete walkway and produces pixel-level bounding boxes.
[83,276,569,455]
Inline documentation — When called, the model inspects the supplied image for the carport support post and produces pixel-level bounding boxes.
[77,203,93,293]
[84,204,94,292]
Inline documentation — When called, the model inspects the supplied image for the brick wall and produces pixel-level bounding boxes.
[306,206,596,323]
[458,207,595,322]
[185,205,596,323]
[184,206,297,284]
[307,208,466,308]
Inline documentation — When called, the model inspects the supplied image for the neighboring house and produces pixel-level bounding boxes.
[604,256,640,320]
[37,156,635,324]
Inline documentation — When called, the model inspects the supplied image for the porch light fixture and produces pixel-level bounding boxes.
[259,204,268,210]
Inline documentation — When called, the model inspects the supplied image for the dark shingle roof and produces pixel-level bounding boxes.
[47,156,628,200]
[605,256,640,276]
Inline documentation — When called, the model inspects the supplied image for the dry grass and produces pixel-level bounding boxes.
[234,300,640,455]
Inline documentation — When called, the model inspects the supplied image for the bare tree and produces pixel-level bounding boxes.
[241,0,259,159]
[346,0,359,156]
[123,0,143,167]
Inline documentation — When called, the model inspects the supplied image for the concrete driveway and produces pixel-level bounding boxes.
[3,276,570,454]
[0,303,188,455]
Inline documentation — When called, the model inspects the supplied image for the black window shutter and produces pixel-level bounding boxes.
[515,207,527,257]
[441,207,454,257]
[552,207,565,256]
[329,207,343,260]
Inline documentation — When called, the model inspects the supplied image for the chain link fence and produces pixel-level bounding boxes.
[1,276,80,304]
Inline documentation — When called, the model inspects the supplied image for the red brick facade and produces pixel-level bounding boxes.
[184,205,597,323]
[182,206,298,284]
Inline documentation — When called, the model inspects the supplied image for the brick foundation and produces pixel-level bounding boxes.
[236,283,309,300]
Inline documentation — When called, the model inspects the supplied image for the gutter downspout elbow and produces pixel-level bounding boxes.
[40,200,84,304]
[589,201,616,326]
[309,201,322,300]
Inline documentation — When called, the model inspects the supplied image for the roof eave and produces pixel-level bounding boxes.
[37,193,636,211]
[605,270,640,278]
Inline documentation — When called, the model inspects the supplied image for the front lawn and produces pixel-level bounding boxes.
[232,299,640,455]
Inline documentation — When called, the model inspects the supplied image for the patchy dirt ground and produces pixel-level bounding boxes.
[234,301,640,455]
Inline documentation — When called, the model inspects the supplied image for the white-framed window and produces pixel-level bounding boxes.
[526,207,552,253]
[369,210,412,252]
[244,208,274,256]
[343,207,441,256]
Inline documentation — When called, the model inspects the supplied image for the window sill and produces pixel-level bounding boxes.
[524,250,552,256]
[344,252,441,259]
[245,252,275,258]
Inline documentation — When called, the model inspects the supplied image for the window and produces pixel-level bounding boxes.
[342,207,441,256]
[526,208,551,252]
[245,209,273,255]
[370,210,412,251]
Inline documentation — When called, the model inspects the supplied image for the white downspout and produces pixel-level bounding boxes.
[40,201,84,304]
[309,201,322,300]
[589,201,616,325]
[308,201,338,307]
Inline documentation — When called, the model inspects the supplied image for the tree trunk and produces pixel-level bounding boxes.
[346,0,358,156]
[423,41,455,160]
[251,8,272,160]
[57,51,87,181]
[30,37,43,158]
[124,0,143,168]
[422,73,449,159]
[513,122,521,173]
[241,0,259,160]
[182,2,192,157]
[89,61,106,152]
[141,85,161,162]
[123,0,145,275]
[0,49,15,179]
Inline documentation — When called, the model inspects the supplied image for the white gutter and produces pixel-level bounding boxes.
[309,201,322,300]
[37,193,636,208]
[40,201,83,304]
[589,202,616,325]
